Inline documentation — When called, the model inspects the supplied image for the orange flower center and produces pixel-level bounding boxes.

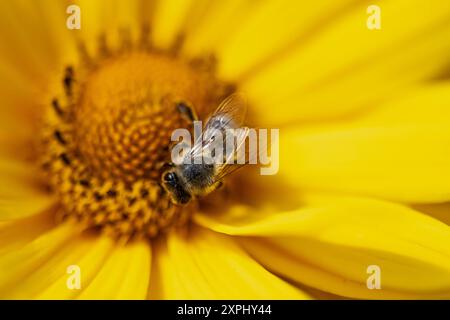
[40,29,233,240]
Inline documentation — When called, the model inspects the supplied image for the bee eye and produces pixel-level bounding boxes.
[163,172,177,183]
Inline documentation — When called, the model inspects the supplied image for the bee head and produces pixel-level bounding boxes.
[161,170,192,205]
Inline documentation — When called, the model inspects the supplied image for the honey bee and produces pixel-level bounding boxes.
[162,94,250,205]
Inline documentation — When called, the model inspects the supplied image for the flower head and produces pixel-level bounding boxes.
[1,0,450,299]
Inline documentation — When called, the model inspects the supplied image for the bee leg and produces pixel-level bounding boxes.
[208,181,231,204]
[211,181,224,192]
[176,101,198,123]
[216,182,234,203]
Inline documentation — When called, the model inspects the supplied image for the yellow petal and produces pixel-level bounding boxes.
[280,85,450,202]
[6,234,113,299]
[0,156,54,220]
[77,240,151,299]
[182,0,261,57]
[412,203,450,226]
[0,59,35,119]
[303,287,347,300]
[0,0,74,81]
[151,0,196,49]
[0,16,51,134]
[0,1,76,136]
[0,222,83,297]
[149,227,310,299]
[195,196,450,299]
[0,192,53,221]
[216,0,357,81]
[72,0,105,49]
[356,82,450,126]
[74,0,142,52]
[281,126,450,203]
[0,210,55,254]
[241,0,450,124]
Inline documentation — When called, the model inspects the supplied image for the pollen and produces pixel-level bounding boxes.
[40,28,234,240]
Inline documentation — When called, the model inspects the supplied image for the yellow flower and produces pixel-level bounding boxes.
[1,0,450,299]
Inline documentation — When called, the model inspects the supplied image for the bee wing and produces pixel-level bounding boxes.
[214,127,250,182]
[188,93,247,161]
[209,93,247,129]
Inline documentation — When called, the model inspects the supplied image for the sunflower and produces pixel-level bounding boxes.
[1,0,450,300]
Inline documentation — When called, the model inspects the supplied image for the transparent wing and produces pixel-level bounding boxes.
[209,92,247,129]
[214,127,250,182]
[187,93,247,161]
